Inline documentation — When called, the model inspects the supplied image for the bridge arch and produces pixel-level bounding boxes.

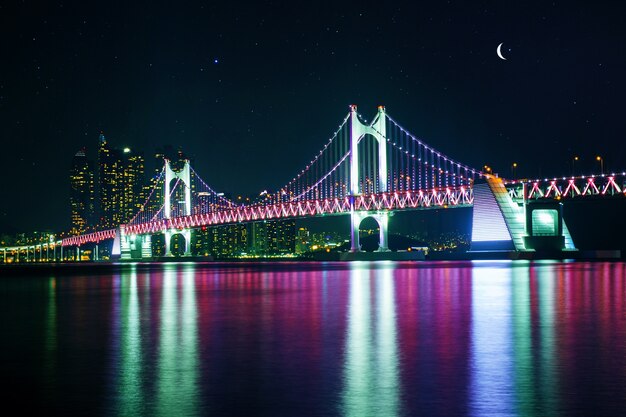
[351,211,389,252]
[164,159,191,219]
[164,228,191,257]
[348,106,390,252]
[349,105,387,195]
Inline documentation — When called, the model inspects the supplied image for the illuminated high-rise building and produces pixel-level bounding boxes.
[97,133,146,228]
[69,148,95,234]
[209,225,246,257]
[271,220,296,254]
[295,227,310,254]
[97,133,121,228]
[250,222,269,255]
[250,220,296,255]
[120,148,145,223]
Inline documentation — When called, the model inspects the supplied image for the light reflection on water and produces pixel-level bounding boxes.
[342,265,400,417]
[470,263,515,416]
[1,261,626,416]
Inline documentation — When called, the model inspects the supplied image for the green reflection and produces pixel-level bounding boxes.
[117,271,142,416]
[156,267,199,416]
[537,265,558,414]
[376,267,400,416]
[511,263,534,415]
[342,264,400,417]
[470,263,514,416]
[44,277,57,400]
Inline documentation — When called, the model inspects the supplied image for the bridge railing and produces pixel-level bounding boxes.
[62,229,117,246]
[124,187,474,235]
[505,173,626,200]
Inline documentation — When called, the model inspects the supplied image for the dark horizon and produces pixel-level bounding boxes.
[2,1,626,232]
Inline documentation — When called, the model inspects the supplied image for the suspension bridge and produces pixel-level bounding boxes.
[3,105,625,262]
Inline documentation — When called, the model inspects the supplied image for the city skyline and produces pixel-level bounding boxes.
[2,96,624,261]
[3,2,626,232]
[4,4,626,416]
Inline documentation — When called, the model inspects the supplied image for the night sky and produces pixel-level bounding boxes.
[2,1,626,232]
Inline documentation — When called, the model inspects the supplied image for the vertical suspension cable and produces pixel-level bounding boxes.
[405,127,409,190]
[368,135,378,194]
[418,143,422,190]
[430,149,434,190]
[432,149,441,188]
[344,126,349,198]
[389,135,393,193]
[320,141,330,200]
[424,147,428,191]
[410,129,415,191]
[404,126,409,191]
[339,125,344,198]
[426,148,434,190]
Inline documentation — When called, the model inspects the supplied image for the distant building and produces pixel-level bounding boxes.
[97,133,121,228]
[249,222,269,255]
[192,224,247,257]
[271,220,296,254]
[69,148,95,234]
[250,220,296,255]
[120,148,145,223]
[96,133,146,229]
[295,227,310,254]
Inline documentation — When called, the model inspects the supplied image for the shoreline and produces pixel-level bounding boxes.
[0,249,623,274]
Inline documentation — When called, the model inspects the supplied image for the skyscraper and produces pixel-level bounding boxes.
[96,133,146,228]
[120,147,145,224]
[271,220,296,254]
[97,133,120,228]
[249,220,296,255]
[69,148,95,234]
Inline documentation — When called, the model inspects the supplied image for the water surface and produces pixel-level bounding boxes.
[1,261,625,416]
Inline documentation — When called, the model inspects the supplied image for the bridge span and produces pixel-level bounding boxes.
[3,105,625,263]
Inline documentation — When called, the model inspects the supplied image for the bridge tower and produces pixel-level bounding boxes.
[349,105,390,252]
[164,159,192,256]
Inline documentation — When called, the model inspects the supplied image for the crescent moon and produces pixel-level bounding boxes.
[497,43,507,60]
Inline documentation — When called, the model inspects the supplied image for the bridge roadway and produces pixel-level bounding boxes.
[3,174,625,262]
[2,102,625,261]
[64,172,626,248]
[124,187,473,235]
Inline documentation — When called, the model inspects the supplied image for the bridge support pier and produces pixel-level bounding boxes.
[120,233,132,260]
[350,211,361,252]
[347,105,390,253]
[164,230,172,257]
[471,176,576,252]
[183,229,191,256]
[141,235,152,258]
[351,211,390,252]
[164,229,191,257]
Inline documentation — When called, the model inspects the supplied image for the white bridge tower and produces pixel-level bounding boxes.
[349,105,390,252]
[164,159,192,256]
